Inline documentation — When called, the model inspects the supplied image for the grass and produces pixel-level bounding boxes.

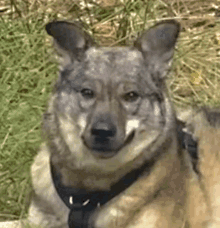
[0,18,57,220]
[0,0,220,222]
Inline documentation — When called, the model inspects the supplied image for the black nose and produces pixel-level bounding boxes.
[91,121,116,138]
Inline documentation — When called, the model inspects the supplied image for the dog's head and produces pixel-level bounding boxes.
[45,20,180,172]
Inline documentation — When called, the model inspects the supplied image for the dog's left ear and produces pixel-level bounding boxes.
[46,21,95,63]
[134,20,180,79]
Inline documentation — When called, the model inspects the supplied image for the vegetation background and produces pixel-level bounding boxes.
[0,0,220,222]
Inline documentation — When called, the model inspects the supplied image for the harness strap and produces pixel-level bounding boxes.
[50,158,151,228]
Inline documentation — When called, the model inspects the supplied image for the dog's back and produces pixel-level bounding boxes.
[181,108,220,227]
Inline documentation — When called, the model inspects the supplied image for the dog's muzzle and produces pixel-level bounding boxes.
[83,120,135,158]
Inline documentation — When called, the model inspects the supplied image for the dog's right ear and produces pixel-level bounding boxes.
[46,21,95,63]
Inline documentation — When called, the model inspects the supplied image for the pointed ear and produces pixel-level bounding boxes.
[45,21,95,65]
[134,20,180,79]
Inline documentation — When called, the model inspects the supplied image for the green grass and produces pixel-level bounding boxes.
[0,18,57,220]
[1,0,220,222]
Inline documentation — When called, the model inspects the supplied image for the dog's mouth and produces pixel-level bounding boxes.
[83,130,135,159]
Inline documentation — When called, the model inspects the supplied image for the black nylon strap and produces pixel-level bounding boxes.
[50,158,151,228]
[68,202,94,228]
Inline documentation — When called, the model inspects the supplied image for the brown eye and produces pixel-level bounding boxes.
[80,88,95,99]
[123,91,140,102]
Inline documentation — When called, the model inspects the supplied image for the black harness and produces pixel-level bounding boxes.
[50,159,150,228]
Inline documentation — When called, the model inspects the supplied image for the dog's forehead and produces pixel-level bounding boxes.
[83,47,144,82]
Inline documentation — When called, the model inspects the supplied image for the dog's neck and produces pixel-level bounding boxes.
[50,154,152,207]
[50,153,155,228]
[50,152,152,191]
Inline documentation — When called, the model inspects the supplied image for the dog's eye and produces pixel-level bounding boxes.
[80,88,95,99]
[123,91,140,102]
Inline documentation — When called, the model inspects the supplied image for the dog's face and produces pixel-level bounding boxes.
[45,21,179,172]
[54,48,167,158]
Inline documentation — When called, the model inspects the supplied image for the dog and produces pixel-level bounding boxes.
[0,20,214,228]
